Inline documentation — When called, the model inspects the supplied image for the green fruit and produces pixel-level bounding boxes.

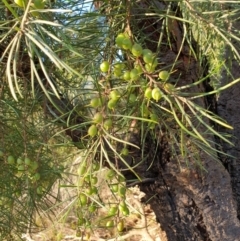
[31,11,40,18]
[109,90,120,100]
[90,97,101,108]
[18,165,25,171]
[116,33,126,47]
[114,62,125,70]
[108,205,118,215]
[7,156,15,165]
[142,49,152,56]
[14,0,26,7]
[118,175,125,182]
[78,217,86,226]
[121,147,129,156]
[144,87,152,99]
[123,70,131,81]
[164,83,175,92]
[37,186,43,195]
[107,99,117,110]
[145,58,158,72]
[33,0,45,9]
[122,37,132,50]
[91,176,98,185]
[24,157,31,166]
[119,186,126,197]
[88,125,98,137]
[145,63,156,73]
[152,58,158,67]
[113,68,122,77]
[117,220,124,232]
[119,201,127,210]
[85,188,94,195]
[134,64,143,74]
[107,169,115,180]
[143,52,154,64]
[131,43,143,57]
[17,157,23,165]
[78,165,87,176]
[103,119,113,130]
[84,175,91,183]
[91,186,98,194]
[88,204,97,213]
[159,70,170,81]
[129,93,136,103]
[79,193,88,206]
[33,172,41,181]
[93,163,100,171]
[122,206,130,216]
[110,183,119,193]
[31,161,39,170]
[152,87,162,101]
[106,220,114,227]
[93,112,103,123]
[0,150,4,157]
[100,61,110,73]
[130,68,139,81]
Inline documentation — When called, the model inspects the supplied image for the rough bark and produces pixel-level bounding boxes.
[130,1,240,241]
[217,19,240,218]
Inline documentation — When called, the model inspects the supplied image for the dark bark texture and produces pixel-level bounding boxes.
[129,1,240,241]
[217,18,240,219]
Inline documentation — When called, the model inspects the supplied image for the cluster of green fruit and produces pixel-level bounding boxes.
[76,162,101,232]
[104,170,129,232]
[96,33,174,134]
[78,33,175,236]
[88,94,117,137]
[4,152,44,195]
[76,163,129,234]
[100,32,171,79]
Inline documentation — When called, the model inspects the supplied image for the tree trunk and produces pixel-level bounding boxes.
[130,1,240,240]
[217,16,240,220]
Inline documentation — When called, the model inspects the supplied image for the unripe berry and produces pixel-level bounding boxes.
[90,97,101,108]
[107,99,117,110]
[152,87,162,101]
[93,112,103,123]
[116,33,125,47]
[143,52,154,64]
[159,70,170,81]
[131,43,143,57]
[130,68,139,81]
[144,87,152,99]
[109,90,120,100]
[122,38,132,50]
[103,119,113,130]
[100,61,110,73]
[88,125,98,137]
[123,70,131,81]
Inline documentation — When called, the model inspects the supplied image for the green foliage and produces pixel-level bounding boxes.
[0,0,240,239]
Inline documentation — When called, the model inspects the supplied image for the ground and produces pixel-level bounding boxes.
[22,165,167,241]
